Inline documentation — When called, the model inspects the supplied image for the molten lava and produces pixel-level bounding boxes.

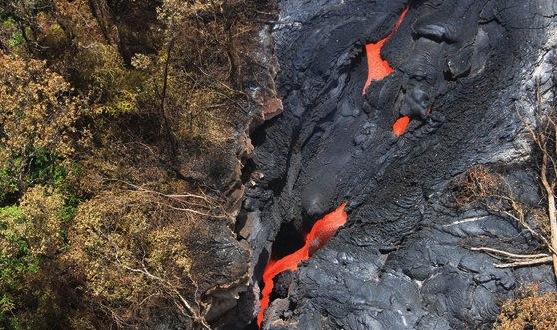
[392,116,411,137]
[362,7,409,94]
[361,7,413,137]
[392,107,432,137]
[257,203,348,327]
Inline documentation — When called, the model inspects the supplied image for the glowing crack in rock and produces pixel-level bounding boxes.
[259,5,411,328]
[257,203,348,327]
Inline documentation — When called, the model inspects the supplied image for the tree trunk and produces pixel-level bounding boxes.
[160,38,177,157]
[226,22,242,90]
[87,0,118,45]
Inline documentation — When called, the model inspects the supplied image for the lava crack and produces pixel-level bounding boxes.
[257,203,348,327]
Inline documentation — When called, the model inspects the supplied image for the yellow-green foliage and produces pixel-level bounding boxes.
[0,54,87,202]
[0,186,65,326]
[19,186,65,257]
[68,191,193,322]
[0,54,85,160]
[0,186,65,272]
[74,43,144,114]
[0,205,30,276]
[0,205,29,323]
[1,17,24,51]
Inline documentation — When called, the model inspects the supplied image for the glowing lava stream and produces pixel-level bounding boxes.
[361,7,411,137]
[257,203,348,327]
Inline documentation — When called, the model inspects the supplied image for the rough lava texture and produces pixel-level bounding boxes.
[234,0,557,329]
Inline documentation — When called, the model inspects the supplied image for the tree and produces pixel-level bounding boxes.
[0,53,87,198]
[0,186,67,328]
[526,105,557,276]
[67,185,226,328]
[0,1,268,328]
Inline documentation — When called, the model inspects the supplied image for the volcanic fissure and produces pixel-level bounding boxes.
[362,6,412,137]
[257,203,348,327]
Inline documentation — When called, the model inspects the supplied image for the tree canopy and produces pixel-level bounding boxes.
[0,0,271,328]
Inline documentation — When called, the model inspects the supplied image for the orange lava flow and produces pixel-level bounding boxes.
[257,203,348,327]
[392,107,432,137]
[392,116,411,137]
[362,7,409,94]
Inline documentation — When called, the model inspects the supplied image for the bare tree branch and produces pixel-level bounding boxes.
[469,247,550,260]
[495,256,553,268]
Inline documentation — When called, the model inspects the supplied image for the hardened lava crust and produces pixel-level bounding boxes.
[235,0,557,329]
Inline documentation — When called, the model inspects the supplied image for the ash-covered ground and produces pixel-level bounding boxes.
[233,0,557,329]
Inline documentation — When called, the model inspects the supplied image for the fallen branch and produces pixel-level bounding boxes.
[469,246,550,260]
[499,209,557,256]
[154,201,228,219]
[495,256,553,268]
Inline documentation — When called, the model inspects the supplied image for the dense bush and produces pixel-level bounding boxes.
[0,0,272,328]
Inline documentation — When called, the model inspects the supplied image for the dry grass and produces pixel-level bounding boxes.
[494,285,557,330]
[452,165,506,207]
